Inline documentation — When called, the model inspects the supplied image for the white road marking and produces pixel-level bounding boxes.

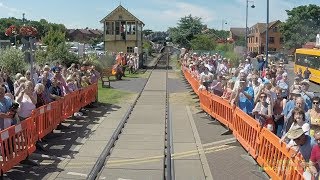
[187,105,214,180]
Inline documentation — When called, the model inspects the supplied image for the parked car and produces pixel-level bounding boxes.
[268,51,288,64]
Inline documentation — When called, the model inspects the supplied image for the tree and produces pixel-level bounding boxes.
[42,29,66,52]
[168,15,205,48]
[0,48,27,75]
[143,29,153,36]
[280,4,320,50]
[190,34,216,50]
[235,36,246,46]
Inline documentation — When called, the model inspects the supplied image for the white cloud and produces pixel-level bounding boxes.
[0,1,21,16]
[133,1,217,31]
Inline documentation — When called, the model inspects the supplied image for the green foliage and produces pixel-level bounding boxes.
[42,29,66,52]
[224,51,242,67]
[35,50,49,66]
[47,43,79,66]
[168,15,204,48]
[280,4,320,50]
[0,48,27,75]
[0,17,66,43]
[83,53,115,73]
[235,36,246,46]
[215,44,233,52]
[143,40,152,55]
[190,34,216,50]
[143,29,153,36]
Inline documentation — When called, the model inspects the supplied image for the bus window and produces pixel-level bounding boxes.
[296,53,320,70]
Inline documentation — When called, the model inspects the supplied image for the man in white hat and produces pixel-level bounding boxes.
[286,128,315,162]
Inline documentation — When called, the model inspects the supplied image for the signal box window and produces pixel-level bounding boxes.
[127,47,134,53]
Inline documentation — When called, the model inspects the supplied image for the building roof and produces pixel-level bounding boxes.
[89,29,103,35]
[78,29,92,35]
[250,20,281,34]
[230,28,246,37]
[100,5,144,25]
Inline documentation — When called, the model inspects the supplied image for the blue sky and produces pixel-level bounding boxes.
[0,0,318,31]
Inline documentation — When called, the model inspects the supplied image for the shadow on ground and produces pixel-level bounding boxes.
[4,102,121,179]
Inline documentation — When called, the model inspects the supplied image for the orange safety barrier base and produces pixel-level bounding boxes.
[257,128,304,180]
[0,83,98,175]
[182,65,305,180]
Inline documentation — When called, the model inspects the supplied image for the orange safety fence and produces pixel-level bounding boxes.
[232,107,261,158]
[210,94,234,129]
[0,118,32,174]
[182,65,305,180]
[199,90,212,115]
[0,83,98,175]
[33,101,60,140]
[61,91,80,120]
[257,128,304,180]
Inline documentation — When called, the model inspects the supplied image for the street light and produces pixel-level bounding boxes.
[221,19,227,31]
[245,0,255,56]
[222,20,228,40]
[265,0,270,65]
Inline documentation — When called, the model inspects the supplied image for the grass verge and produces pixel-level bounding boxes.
[98,81,133,105]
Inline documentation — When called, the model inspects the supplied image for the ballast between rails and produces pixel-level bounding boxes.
[181,65,305,180]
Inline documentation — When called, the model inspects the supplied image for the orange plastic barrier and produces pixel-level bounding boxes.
[257,128,304,180]
[62,91,79,119]
[183,69,199,95]
[210,94,234,129]
[33,101,60,140]
[0,119,31,173]
[199,90,212,115]
[232,108,261,158]
[181,64,306,180]
[0,83,98,175]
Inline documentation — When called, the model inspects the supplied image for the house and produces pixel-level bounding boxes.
[229,27,246,41]
[247,20,283,54]
[67,28,103,42]
[100,5,144,54]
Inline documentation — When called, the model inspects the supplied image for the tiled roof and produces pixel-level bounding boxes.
[100,5,144,25]
[250,20,281,34]
[230,28,246,37]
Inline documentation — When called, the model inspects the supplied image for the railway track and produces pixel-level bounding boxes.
[88,48,174,180]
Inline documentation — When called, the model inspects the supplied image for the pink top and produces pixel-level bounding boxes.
[18,95,36,118]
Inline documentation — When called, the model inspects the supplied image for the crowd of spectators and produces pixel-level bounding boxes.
[181,52,320,179]
[0,61,100,131]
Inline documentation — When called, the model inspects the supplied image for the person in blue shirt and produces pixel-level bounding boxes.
[300,80,314,110]
[233,77,254,114]
[0,87,13,130]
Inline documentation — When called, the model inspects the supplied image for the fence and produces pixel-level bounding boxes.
[0,83,98,175]
[182,66,305,180]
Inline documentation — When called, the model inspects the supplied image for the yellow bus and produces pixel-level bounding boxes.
[295,48,320,84]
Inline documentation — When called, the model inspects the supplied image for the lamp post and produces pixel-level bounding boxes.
[265,0,270,66]
[222,19,228,40]
[221,19,227,31]
[245,0,255,56]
